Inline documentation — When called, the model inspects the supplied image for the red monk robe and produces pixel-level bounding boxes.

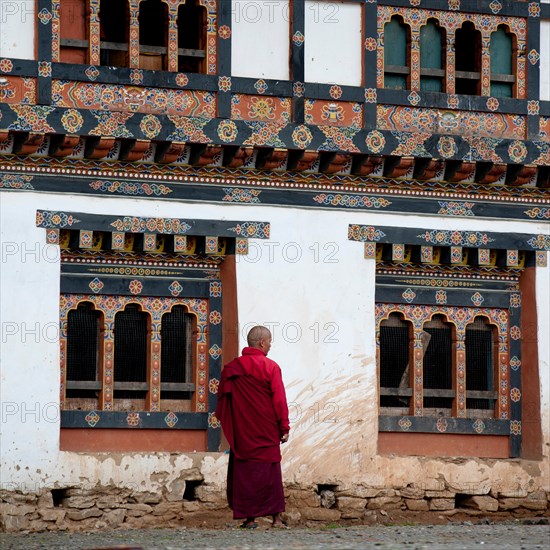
[215,347,290,520]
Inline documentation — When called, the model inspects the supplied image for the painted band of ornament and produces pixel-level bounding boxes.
[36,210,271,239]
[348,224,550,252]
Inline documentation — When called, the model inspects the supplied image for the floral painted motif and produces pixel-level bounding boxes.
[398,417,412,431]
[85,66,100,81]
[218,25,231,39]
[292,31,304,46]
[208,412,220,428]
[218,76,232,92]
[209,311,222,325]
[223,188,262,203]
[528,49,540,65]
[435,290,447,305]
[364,88,377,103]
[0,59,14,73]
[313,194,391,209]
[293,82,305,98]
[364,37,377,51]
[437,136,457,159]
[168,281,183,297]
[89,278,104,294]
[508,140,528,163]
[164,412,178,428]
[437,201,475,216]
[89,180,172,196]
[348,225,386,242]
[209,281,222,298]
[329,85,343,100]
[254,79,268,94]
[129,280,143,295]
[175,73,189,87]
[470,292,484,306]
[85,411,100,427]
[402,288,416,303]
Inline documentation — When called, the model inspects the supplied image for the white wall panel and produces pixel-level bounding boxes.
[231,0,290,80]
[305,0,362,86]
[0,1,35,59]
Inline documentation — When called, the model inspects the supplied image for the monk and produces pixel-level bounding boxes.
[215,326,290,529]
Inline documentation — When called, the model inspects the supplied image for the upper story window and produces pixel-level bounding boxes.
[60,0,88,64]
[490,25,515,98]
[422,315,454,412]
[178,0,208,73]
[383,16,410,90]
[455,22,481,95]
[139,0,169,70]
[59,0,208,73]
[420,19,445,93]
[465,316,497,414]
[114,303,150,407]
[100,0,129,67]
[66,302,102,403]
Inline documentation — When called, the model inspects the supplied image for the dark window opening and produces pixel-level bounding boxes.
[423,315,454,410]
[139,0,169,70]
[379,314,411,410]
[100,0,129,67]
[66,302,101,399]
[384,17,410,90]
[114,304,149,400]
[455,22,481,95]
[161,306,194,400]
[420,20,445,93]
[177,0,207,73]
[466,317,496,412]
[60,0,88,64]
[183,479,203,501]
[490,26,515,98]
[51,489,69,507]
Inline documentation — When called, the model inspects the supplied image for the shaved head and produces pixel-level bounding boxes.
[247,326,272,347]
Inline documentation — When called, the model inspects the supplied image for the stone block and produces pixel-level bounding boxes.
[366,496,402,510]
[337,496,367,519]
[425,490,456,498]
[38,508,66,522]
[460,495,498,512]
[405,499,429,511]
[66,508,103,521]
[1,514,31,532]
[180,467,204,481]
[0,492,36,505]
[281,510,301,526]
[60,496,96,509]
[165,480,187,502]
[195,485,226,505]
[37,492,54,509]
[182,501,202,513]
[286,489,321,508]
[151,502,183,518]
[130,491,163,505]
[400,486,425,499]
[300,507,341,522]
[101,508,126,527]
[429,499,455,511]
[0,503,36,516]
[498,498,522,510]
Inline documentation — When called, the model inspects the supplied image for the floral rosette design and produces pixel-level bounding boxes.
[292,125,313,149]
[217,120,238,142]
[61,109,84,133]
[366,130,385,154]
[437,135,457,159]
[140,114,162,139]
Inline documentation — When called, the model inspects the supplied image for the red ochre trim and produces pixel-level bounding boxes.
[60,429,207,452]
[378,432,509,458]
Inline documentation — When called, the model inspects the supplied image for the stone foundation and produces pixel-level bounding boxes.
[1,483,549,533]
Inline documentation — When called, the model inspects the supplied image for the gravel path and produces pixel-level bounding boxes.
[1,522,549,550]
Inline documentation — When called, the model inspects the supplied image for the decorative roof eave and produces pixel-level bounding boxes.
[348,224,550,252]
[36,210,270,240]
[0,103,548,186]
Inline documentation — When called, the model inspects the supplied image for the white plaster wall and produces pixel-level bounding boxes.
[305,0,362,86]
[0,1,35,59]
[231,0,290,81]
[540,21,550,101]
[1,190,549,494]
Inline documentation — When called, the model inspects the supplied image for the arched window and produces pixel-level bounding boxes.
[490,26,515,98]
[455,22,481,95]
[100,0,129,67]
[160,305,194,404]
[177,0,207,73]
[379,313,412,413]
[139,0,169,70]
[422,315,454,411]
[114,304,149,405]
[420,20,445,93]
[60,0,88,64]
[66,302,102,400]
[384,17,410,90]
[465,317,497,414]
